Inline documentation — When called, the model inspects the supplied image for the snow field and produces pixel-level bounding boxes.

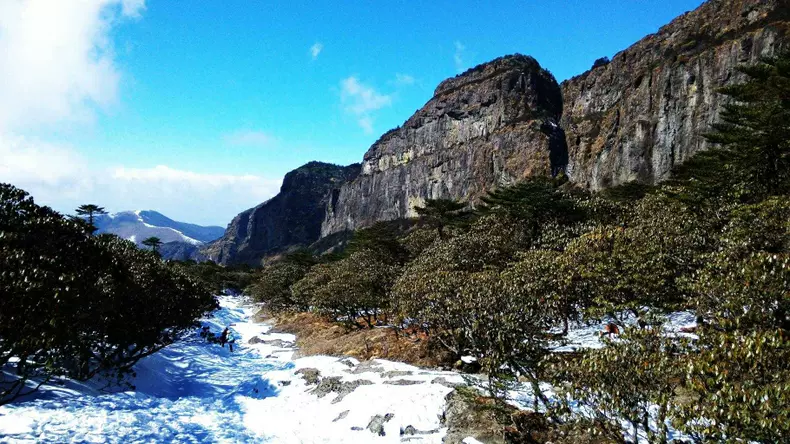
[0,297,465,443]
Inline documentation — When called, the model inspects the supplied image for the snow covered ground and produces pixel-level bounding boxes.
[0,297,700,443]
[0,297,465,443]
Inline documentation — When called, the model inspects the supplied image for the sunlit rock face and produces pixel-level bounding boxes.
[561,0,790,190]
[322,54,564,236]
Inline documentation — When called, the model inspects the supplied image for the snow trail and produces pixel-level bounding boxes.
[0,298,463,443]
[0,298,288,443]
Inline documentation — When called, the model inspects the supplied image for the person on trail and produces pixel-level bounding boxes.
[219,327,229,348]
[227,331,236,352]
[219,327,236,352]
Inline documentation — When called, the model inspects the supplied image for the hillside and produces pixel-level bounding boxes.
[93,210,223,260]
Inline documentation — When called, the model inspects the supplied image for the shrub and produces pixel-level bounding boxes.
[0,184,216,404]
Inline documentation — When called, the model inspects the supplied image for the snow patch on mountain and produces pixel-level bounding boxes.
[92,210,224,248]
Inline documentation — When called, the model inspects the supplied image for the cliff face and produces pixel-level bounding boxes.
[561,0,790,189]
[203,162,360,266]
[322,55,564,236]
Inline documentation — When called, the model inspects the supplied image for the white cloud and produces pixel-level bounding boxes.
[0,136,281,226]
[224,130,276,148]
[340,76,392,134]
[121,0,146,18]
[454,41,466,73]
[0,0,144,132]
[394,73,415,86]
[310,42,323,60]
[0,0,280,225]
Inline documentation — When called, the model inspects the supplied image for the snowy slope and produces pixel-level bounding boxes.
[92,210,224,247]
[0,298,465,443]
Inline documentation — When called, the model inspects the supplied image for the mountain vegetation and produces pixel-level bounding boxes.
[248,54,790,442]
[0,188,217,405]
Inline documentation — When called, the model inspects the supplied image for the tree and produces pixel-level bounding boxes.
[392,215,532,361]
[553,325,685,444]
[248,256,315,313]
[74,204,107,234]
[414,198,468,240]
[0,184,216,404]
[563,194,710,320]
[481,177,582,247]
[701,53,790,200]
[292,248,399,329]
[142,236,163,256]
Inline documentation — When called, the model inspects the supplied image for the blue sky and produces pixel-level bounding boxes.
[0,0,705,226]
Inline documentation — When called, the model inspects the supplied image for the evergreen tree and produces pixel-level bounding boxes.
[142,236,163,256]
[74,204,107,234]
[414,198,468,239]
[682,53,790,201]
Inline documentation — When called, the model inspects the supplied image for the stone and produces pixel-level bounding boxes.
[383,379,422,386]
[441,389,508,444]
[431,377,462,389]
[381,370,412,378]
[332,410,349,422]
[366,413,394,436]
[309,377,374,403]
[295,368,321,385]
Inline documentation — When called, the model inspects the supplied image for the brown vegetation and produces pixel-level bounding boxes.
[255,310,453,368]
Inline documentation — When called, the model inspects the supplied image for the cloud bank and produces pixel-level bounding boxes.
[0,0,279,226]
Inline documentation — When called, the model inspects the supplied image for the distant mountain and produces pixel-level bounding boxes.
[93,211,224,259]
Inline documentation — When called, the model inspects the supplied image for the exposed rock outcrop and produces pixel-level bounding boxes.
[202,162,360,265]
[561,0,790,189]
[214,0,790,257]
[321,55,564,236]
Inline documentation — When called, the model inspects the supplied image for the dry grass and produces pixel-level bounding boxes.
[254,310,453,368]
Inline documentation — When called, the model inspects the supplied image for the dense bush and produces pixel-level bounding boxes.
[0,185,216,404]
[248,259,313,312]
[292,248,399,328]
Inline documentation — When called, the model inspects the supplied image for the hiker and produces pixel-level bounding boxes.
[227,330,236,352]
[219,327,229,348]
[199,326,211,338]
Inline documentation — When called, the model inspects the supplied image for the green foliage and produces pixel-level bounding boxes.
[247,257,314,312]
[173,261,257,294]
[553,325,685,444]
[566,194,711,319]
[0,185,216,404]
[292,247,400,329]
[697,54,790,200]
[481,176,583,247]
[74,204,107,234]
[141,236,163,255]
[414,198,469,239]
[674,326,790,442]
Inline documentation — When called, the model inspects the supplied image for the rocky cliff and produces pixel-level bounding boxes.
[322,55,565,236]
[202,162,360,266]
[561,0,790,189]
[213,0,789,262]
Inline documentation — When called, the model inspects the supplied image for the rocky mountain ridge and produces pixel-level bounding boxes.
[209,0,789,266]
[202,162,360,266]
[561,0,789,189]
[322,54,564,235]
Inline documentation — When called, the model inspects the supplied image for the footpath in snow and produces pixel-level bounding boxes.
[0,297,466,443]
